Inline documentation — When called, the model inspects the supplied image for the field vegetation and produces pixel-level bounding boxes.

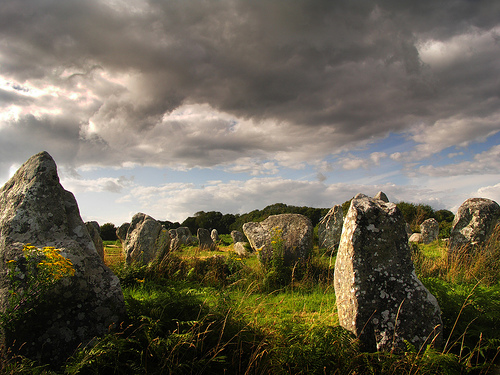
[2,216,499,374]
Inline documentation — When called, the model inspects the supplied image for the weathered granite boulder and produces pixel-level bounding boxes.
[231,230,246,244]
[334,195,442,352]
[0,151,126,363]
[374,191,389,203]
[211,229,220,243]
[198,228,216,250]
[116,222,130,245]
[420,218,439,244]
[449,198,500,251]
[86,221,104,261]
[124,213,169,264]
[233,242,250,257]
[243,214,313,265]
[174,227,195,246]
[317,205,343,251]
[169,229,180,252]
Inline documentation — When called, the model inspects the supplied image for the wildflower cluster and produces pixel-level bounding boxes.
[2,244,75,331]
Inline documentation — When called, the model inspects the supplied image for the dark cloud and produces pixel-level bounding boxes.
[0,0,499,173]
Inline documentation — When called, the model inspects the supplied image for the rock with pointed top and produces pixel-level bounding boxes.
[0,151,125,364]
[374,191,389,202]
[86,221,104,261]
[334,195,442,352]
[116,222,130,245]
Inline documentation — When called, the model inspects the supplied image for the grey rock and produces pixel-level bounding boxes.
[449,198,500,251]
[374,191,389,202]
[334,196,442,352]
[231,230,246,243]
[116,222,130,245]
[233,242,250,257]
[243,214,313,265]
[169,229,180,252]
[420,218,439,244]
[124,213,169,264]
[176,227,192,239]
[317,205,343,251]
[86,221,104,261]
[197,228,216,250]
[0,151,125,363]
[211,228,220,243]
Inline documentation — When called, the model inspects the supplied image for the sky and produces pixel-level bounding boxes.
[1,0,500,226]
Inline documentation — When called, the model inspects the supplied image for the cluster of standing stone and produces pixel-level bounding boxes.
[116,215,200,264]
[2,151,499,363]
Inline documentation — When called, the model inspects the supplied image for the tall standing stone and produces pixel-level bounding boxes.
[420,218,439,244]
[0,151,125,363]
[198,228,215,250]
[334,195,442,352]
[116,222,130,246]
[317,205,343,252]
[211,228,220,243]
[449,198,500,251]
[124,213,169,264]
[86,221,105,261]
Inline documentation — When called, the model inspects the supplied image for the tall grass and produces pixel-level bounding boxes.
[3,234,500,374]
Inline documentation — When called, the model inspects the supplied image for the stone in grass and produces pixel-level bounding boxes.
[317,205,343,252]
[449,198,500,251]
[124,213,170,264]
[334,195,442,352]
[198,228,216,250]
[243,213,313,266]
[116,222,130,245]
[231,230,246,244]
[211,228,220,243]
[420,218,439,244]
[86,221,104,261]
[0,151,126,364]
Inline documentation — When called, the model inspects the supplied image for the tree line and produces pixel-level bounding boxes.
[100,201,454,241]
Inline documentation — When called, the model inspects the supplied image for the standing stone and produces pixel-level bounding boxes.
[124,213,168,264]
[334,195,442,352]
[420,218,439,244]
[86,221,105,261]
[231,230,246,244]
[243,214,313,265]
[116,222,130,246]
[449,198,500,251]
[0,151,125,363]
[317,205,343,252]
[176,227,195,246]
[211,229,220,243]
[198,228,215,250]
[169,229,180,252]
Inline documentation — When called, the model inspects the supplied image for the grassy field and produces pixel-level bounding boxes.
[3,233,500,374]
